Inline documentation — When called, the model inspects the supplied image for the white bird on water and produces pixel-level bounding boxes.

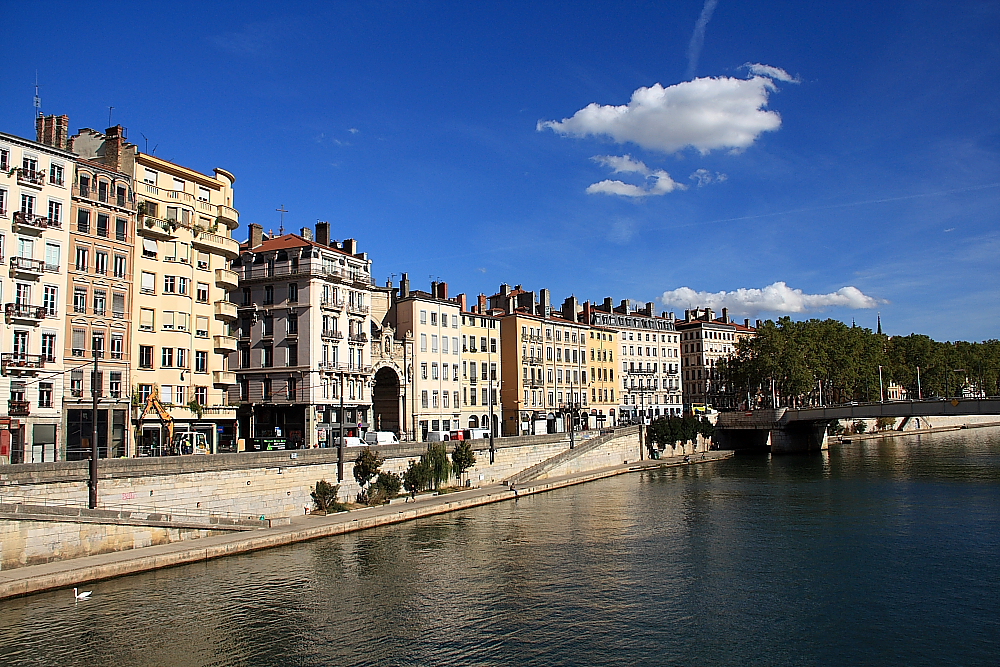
[73,587,91,601]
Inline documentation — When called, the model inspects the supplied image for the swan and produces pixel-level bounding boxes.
[73,587,92,600]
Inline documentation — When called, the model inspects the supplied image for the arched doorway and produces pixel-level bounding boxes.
[372,366,401,435]
[468,415,479,428]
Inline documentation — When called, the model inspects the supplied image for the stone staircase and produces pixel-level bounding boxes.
[505,425,640,486]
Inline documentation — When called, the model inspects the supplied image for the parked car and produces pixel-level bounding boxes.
[331,436,364,447]
[425,430,450,442]
[364,431,400,446]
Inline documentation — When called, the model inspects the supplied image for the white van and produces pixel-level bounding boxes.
[331,436,364,447]
[364,431,400,446]
[425,430,450,442]
[465,428,490,440]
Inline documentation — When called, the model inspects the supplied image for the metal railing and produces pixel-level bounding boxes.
[5,303,46,320]
[9,256,46,274]
[1,353,45,373]
[8,400,30,416]
[13,211,60,230]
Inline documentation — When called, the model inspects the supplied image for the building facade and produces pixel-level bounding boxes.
[458,294,500,436]
[587,324,618,428]
[0,121,73,462]
[231,223,376,449]
[677,307,755,410]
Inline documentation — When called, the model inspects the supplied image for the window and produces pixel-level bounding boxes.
[198,186,210,202]
[262,316,273,337]
[142,238,157,258]
[287,378,297,402]
[0,188,7,215]
[21,193,35,215]
[109,372,122,399]
[111,334,123,360]
[196,282,209,302]
[43,286,58,316]
[0,148,7,171]
[264,285,274,304]
[177,348,188,368]
[139,308,154,331]
[442,336,449,353]
[116,186,127,208]
[162,311,175,330]
[262,379,272,401]
[420,333,427,352]
[195,386,207,405]
[45,243,60,271]
[93,290,106,315]
[420,310,427,324]
[38,382,53,408]
[73,288,87,313]
[96,213,109,237]
[432,363,439,380]
[98,181,110,203]
[48,200,62,225]
[75,246,89,271]
[161,347,174,367]
[71,371,84,397]
[112,292,125,318]
[197,251,209,270]
[287,313,298,334]
[239,345,250,368]
[430,311,437,326]
[195,351,208,373]
[178,277,189,295]
[161,385,173,404]
[421,390,429,408]
[262,345,273,367]
[431,335,438,352]
[421,363,428,380]
[41,333,56,362]
[196,316,209,338]
[175,312,189,332]
[94,251,108,275]
[287,344,298,366]
[139,345,153,368]
[92,331,105,357]
[163,275,176,293]
[288,283,298,303]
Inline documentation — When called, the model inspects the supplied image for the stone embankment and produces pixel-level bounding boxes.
[0,450,732,600]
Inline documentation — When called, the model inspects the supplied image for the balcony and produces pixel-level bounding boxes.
[16,169,44,188]
[521,354,543,366]
[12,212,60,234]
[8,400,30,417]
[349,333,368,344]
[9,256,47,279]
[629,367,656,375]
[347,303,370,316]
[214,300,238,321]
[4,303,46,324]
[320,298,345,311]
[213,370,237,386]
[215,268,239,290]
[526,334,543,343]
[137,216,178,239]
[322,329,344,341]
[192,231,239,260]
[1,353,45,375]
[216,204,239,230]
[213,335,238,353]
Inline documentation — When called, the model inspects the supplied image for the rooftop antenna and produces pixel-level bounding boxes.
[140,133,148,153]
[276,204,288,235]
[108,106,114,127]
[33,72,42,119]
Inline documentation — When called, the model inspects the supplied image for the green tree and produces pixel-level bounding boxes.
[422,443,451,490]
[368,471,403,504]
[353,447,384,504]
[451,440,477,483]
[310,480,346,513]
[403,460,430,495]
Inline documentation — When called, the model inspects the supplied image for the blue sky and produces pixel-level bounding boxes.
[4,1,998,341]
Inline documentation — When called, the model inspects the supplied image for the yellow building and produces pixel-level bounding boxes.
[587,325,618,428]
[457,293,500,436]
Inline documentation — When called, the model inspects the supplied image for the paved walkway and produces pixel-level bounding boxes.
[0,451,731,600]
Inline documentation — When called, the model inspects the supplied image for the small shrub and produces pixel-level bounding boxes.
[311,480,347,513]
[403,460,430,495]
[853,420,868,434]
[451,440,476,482]
[369,471,403,504]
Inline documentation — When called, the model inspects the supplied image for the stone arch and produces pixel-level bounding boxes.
[372,366,401,435]
[468,415,479,428]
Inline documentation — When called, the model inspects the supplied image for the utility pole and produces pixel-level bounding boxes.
[916,366,922,400]
[338,371,345,482]
[88,350,101,509]
[878,365,884,403]
[488,339,495,464]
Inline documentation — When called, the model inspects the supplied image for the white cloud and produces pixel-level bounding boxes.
[689,168,728,186]
[538,70,789,154]
[348,127,360,134]
[743,63,800,84]
[587,155,685,197]
[687,0,720,79]
[659,281,884,316]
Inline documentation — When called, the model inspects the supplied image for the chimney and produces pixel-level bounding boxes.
[35,114,70,150]
[501,283,511,297]
[343,238,357,255]
[315,221,330,247]
[400,273,410,298]
[583,301,593,323]
[300,227,313,241]
[249,223,263,249]
[438,282,448,300]
[619,299,629,313]
[456,293,467,312]
[539,289,551,317]
[755,320,762,329]
[430,281,439,298]
[102,125,126,171]
[562,296,579,322]
[645,301,655,317]
[721,307,729,324]
[744,318,750,328]
[602,297,613,311]
[478,293,487,312]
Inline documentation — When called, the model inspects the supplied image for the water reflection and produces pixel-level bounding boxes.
[1,429,998,666]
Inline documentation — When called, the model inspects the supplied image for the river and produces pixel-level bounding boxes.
[2,428,998,666]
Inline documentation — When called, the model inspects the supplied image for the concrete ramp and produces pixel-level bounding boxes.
[506,426,640,486]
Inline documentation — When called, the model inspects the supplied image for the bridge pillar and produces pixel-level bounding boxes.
[769,421,829,454]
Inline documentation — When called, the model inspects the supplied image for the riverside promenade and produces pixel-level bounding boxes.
[0,451,732,600]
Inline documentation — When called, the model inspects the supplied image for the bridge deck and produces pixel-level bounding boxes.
[717,398,1000,429]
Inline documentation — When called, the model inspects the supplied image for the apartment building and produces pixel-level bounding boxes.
[457,293,500,436]
[72,126,241,454]
[231,223,376,449]
[62,148,135,459]
[0,121,72,462]
[587,324,618,428]
[388,276,461,441]
[677,307,755,409]
[491,285,590,436]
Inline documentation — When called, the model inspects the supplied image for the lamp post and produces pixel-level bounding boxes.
[88,349,103,509]
[916,366,922,400]
[878,365,884,403]
[488,338,495,464]
[338,370,345,482]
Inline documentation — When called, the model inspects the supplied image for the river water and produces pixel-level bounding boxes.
[2,429,998,666]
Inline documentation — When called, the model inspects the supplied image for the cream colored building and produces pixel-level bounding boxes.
[0,122,72,463]
[457,293,500,436]
[587,325,618,427]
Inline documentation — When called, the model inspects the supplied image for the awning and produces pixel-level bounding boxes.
[143,238,158,253]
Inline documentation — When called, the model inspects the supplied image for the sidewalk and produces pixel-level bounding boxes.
[0,451,731,600]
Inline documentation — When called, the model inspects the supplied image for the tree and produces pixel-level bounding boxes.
[451,440,476,483]
[422,443,451,490]
[368,471,402,505]
[353,447,384,504]
[875,417,896,431]
[310,480,346,513]
[403,460,429,495]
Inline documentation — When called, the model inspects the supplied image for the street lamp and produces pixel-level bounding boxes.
[878,365,884,403]
[88,349,104,509]
[916,366,922,400]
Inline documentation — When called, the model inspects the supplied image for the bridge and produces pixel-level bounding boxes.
[713,398,1000,454]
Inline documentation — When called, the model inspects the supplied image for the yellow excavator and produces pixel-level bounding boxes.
[134,387,174,455]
